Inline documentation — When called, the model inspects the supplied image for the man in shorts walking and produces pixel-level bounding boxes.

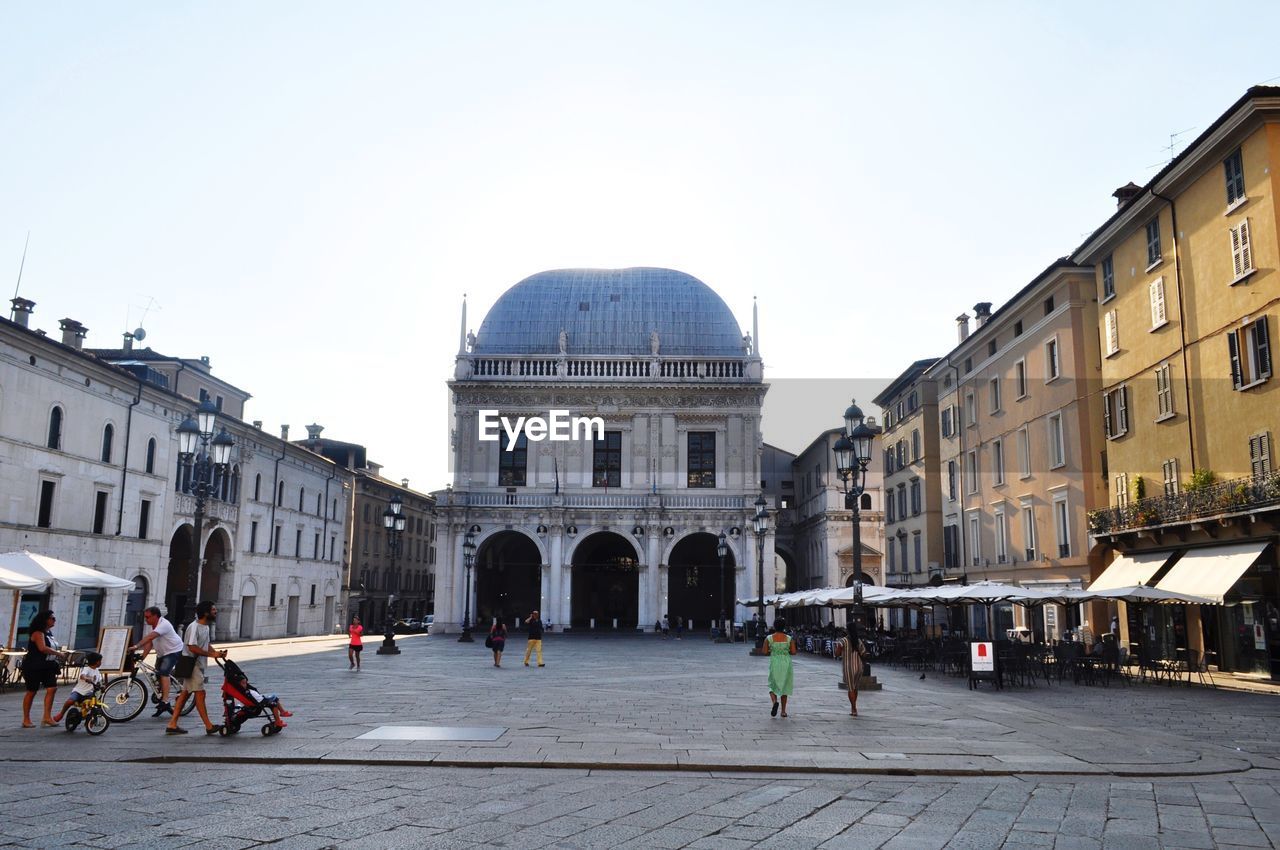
[166,601,228,736]
[130,606,184,716]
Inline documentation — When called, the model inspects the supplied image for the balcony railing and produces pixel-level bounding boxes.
[447,491,749,510]
[174,492,239,525]
[461,354,754,382]
[1088,470,1280,535]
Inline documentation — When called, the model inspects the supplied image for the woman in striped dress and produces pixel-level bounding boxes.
[838,625,865,717]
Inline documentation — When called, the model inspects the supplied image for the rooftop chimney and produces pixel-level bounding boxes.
[401,478,410,489]
[1112,182,1142,209]
[199,356,210,367]
[252,420,263,430]
[123,332,134,351]
[9,297,34,328]
[305,424,324,441]
[956,312,971,343]
[973,302,993,328]
[58,318,87,350]
[280,424,290,441]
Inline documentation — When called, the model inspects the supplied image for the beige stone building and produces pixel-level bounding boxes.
[928,260,1108,640]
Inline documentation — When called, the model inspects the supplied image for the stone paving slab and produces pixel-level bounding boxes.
[1,634,1273,779]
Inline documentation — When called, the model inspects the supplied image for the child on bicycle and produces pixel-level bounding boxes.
[52,652,103,724]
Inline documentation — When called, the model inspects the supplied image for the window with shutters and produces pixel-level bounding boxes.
[1014,359,1027,399]
[1250,433,1272,478]
[1224,148,1246,208]
[1162,458,1179,496]
[994,510,1008,563]
[896,440,907,468]
[988,377,1001,413]
[1104,309,1119,356]
[943,525,959,570]
[887,540,896,573]
[911,429,921,462]
[965,450,978,494]
[1228,316,1272,390]
[1044,337,1060,381]
[1115,473,1129,508]
[1146,218,1162,268]
[1017,427,1031,479]
[1103,386,1129,439]
[1022,503,1037,561]
[965,390,976,425]
[947,460,957,501]
[897,484,907,518]
[1101,255,1115,302]
[1149,277,1167,329]
[913,534,922,572]
[992,438,1004,485]
[1230,220,1255,283]
[910,479,921,515]
[1155,363,1174,419]
[941,406,954,438]
[968,514,981,566]
[886,492,896,523]
[1053,497,1070,559]
[1048,413,1065,469]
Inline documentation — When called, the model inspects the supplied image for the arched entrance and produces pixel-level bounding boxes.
[475,531,541,630]
[667,533,736,630]
[164,525,231,625]
[776,546,799,593]
[571,532,639,629]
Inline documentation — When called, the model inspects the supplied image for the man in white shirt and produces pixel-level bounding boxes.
[130,607,184,717]
[165,601,228,736]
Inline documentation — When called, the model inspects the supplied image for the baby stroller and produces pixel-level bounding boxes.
[217,658,286,737]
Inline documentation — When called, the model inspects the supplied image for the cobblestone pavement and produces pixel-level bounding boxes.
[2,634,1279,847]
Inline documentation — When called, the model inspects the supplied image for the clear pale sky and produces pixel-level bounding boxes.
[3,3,1278,488]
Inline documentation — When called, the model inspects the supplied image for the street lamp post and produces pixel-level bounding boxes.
[752,493,769,653]
[833,399,879,640]
[175,398,234,626]
[716,531,730,643]
[377,494,406,655]
[458,528,476,642]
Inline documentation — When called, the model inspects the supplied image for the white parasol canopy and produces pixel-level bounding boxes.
[0,551,135,590]
[1062,585,1216,605]
[0,565,48,591]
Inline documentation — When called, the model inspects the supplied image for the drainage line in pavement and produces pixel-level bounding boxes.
[120,755,1253,780]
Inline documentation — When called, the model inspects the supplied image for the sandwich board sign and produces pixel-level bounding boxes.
[969,641,1000,690]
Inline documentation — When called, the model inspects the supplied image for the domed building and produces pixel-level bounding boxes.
[435,268,773,634]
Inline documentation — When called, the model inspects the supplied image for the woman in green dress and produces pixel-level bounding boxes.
[766,617,797,717]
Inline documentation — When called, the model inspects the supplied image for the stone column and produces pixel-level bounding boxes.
[637,564,650,630]
[548,531,564,627]
[646,531,661,630]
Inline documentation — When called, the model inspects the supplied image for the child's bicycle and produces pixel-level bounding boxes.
[64,682,111,735]
[100,651,196,722]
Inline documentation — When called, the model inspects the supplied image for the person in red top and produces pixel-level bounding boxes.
[347,615,363,671]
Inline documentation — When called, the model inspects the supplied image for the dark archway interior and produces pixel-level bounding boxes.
[667,533,736,629]
[203,530,229,603]
[571,532,639,629]
[165,526,194,623]
[476,532,541,629]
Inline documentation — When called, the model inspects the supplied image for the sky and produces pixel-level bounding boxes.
[3,2,1279,488]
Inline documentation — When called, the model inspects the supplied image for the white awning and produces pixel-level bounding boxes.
[1155,542,1269,604]
[1088,551,1175,591]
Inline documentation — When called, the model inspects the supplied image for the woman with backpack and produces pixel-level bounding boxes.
[487,620,507,667]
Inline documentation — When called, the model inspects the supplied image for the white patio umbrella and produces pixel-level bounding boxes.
[1065,585,1216,605]
[0,551,134,648]
[1,565,50,649]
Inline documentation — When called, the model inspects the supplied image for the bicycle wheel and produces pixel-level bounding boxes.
[171,677,196,716]
[64,706,82,733]
[101,676,147,722]
[85,711,110,735]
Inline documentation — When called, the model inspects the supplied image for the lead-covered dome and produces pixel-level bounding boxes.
[473,268,746,357]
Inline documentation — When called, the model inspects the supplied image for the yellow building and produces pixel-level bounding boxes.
[1074,86,1280,680]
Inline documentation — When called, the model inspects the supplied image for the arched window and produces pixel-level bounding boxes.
[298,487,305,511]
[101,423,114,463]
[254,473,262,501]
[145,437,157,474]
[860,493,872,510]
[277,480,285,507]
[47,406,63,450]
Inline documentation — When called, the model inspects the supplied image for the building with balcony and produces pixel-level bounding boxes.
[435,267,771,633]
[1074,86,1280,680]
